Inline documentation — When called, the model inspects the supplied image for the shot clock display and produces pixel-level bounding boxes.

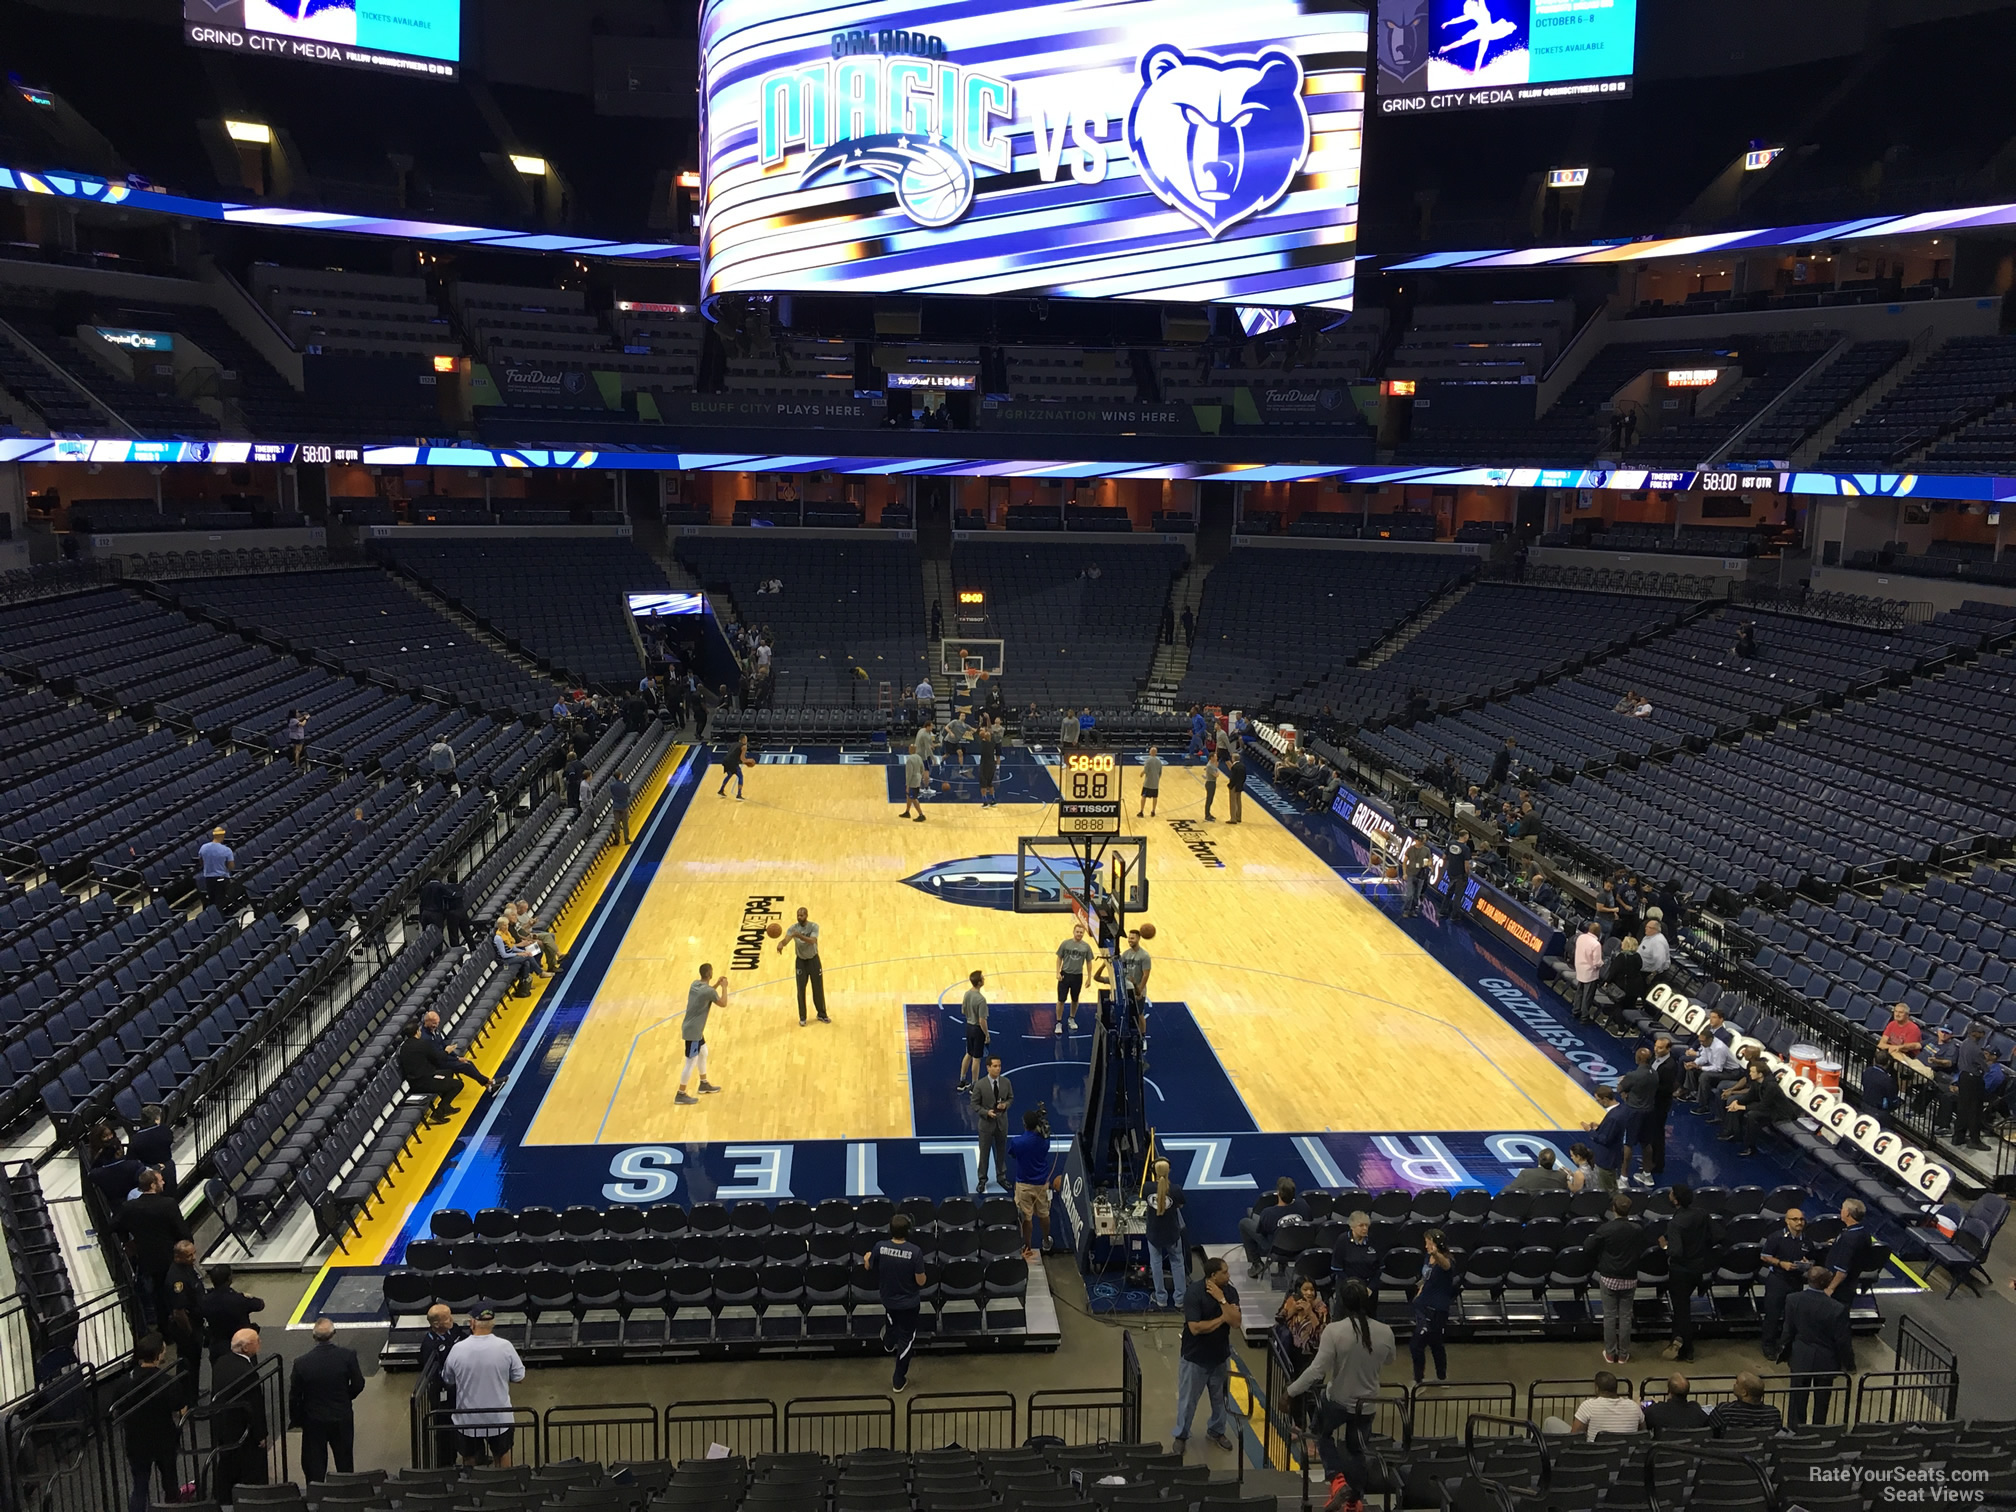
[1057,752,1123,835]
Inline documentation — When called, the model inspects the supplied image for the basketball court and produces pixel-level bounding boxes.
[299,723,1654,1311]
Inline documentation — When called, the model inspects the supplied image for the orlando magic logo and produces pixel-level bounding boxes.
[1126,43,1310,240]
[798,135,976,228]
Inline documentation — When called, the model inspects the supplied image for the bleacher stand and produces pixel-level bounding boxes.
[675,536,924,707]
[375,538,673,686]
[1821,335,2016,466]
[1179,548,1472,708]
[155,567,560,715]
[1730,340,1908,463]
[1307,586,1690,727]
[950,540,1183,713]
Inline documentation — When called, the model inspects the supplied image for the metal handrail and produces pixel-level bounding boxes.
[1644,1442,1778,1512]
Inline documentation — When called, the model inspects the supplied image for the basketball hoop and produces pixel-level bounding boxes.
[960,653,986,705]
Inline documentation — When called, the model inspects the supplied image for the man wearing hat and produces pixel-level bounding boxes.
[197,826,235,907]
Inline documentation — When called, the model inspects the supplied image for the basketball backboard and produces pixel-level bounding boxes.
[1013,835,1148,914]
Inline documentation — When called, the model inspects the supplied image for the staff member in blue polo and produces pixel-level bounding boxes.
[197,826,235,906]
[863,1213,928,1392]
[1007,1110,1063,1259]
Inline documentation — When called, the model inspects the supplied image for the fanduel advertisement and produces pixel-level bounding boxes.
[699,0,1367,307]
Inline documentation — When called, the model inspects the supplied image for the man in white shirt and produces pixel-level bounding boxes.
[1638,919,1672,976]
[1685,1029,1741,1101]
[1569,1372,1645,1441]
[441,1310,526,1466]
[1572,922,1604,1023]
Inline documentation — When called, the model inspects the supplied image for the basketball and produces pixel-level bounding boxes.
[1138,922,1156,940]
[766,922,783,938]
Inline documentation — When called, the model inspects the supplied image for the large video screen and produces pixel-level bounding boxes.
[184,1,461,80]
[1373,0,1633,115]
[699,0,1367,309]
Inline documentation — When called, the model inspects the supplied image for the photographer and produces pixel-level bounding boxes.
[1008,1108,1062,1259]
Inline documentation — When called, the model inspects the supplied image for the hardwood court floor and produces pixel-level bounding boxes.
[524,762,1600,1146]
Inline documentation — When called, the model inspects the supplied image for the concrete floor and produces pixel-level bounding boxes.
[229,1252,1934,1480]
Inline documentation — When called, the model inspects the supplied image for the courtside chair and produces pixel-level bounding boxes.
[667,1265,714,1341]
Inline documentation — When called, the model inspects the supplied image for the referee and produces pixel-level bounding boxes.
[777,907,830,1025]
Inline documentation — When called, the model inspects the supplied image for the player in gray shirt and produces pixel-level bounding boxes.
[903,750,927,822]
[1138,747,1165,819]
[1056,922,1094,1035]
[676,965,727,1105]
[777,907,829,1025]
[958,970,989,1091]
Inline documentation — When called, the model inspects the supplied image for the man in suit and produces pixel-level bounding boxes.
[1641,1374,1710,1433]
[417,1304,470,1467]
[201,1266,266,1366]
[971,1055,1013,1194]
[130,1104,176,1189]
[210,1328,269,1505]
[119,1169,190,1329]
[1758,1208,1809,1360]
[1643,1035,1683,1181]
[1506,1148,1571,1192]
[1779,1265,1855,1427]
[398,1018,494,1125]
[289,1316,366,1481]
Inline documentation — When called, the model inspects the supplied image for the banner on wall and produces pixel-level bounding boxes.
[476,362,621,408]
[1230,385,1359,428]
[651,393,883,427]
[978,399,1197,435]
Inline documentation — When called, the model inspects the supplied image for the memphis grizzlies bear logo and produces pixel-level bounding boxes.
[1127,44,1310,240]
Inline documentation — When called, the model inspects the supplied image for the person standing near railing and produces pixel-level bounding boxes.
[121,1334,187,1512]
[1286,1280,1394,1512]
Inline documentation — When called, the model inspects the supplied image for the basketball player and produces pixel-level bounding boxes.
[1055,922,1093,1035]
[976,716,998,807]
[1203,750,1221,821]
[717,734,749,799]
[944,710,972,768]
[957,969,988,1091]
[913,718,937,772]
[903,749,927,821]
[777,906,829,1025]
[675,964,726,1105]
[1138,746,1164,818]
[1120,928,1153,1011]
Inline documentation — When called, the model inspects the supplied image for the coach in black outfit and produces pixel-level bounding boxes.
[119,1169,190,1328]
[290,1317,366,1482]
[398,1019,494,1124]
[1779,1265,1855,1426]
[1658,1183,1713,1362]
[202,1266,266,1364]
[130,1104,176,1188]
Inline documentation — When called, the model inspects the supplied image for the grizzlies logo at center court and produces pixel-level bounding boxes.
[901,854,1091,911]
[1126,43,1310,239]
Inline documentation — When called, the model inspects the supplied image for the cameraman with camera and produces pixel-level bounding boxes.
[1008,1106,1063,1259]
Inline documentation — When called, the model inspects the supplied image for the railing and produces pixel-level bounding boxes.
[2,1350,289,1512]
[544,1402,658,1464]
[1120,1329,1143,1444]
[0,1293,37,1412]
[418,1406,540,1468]
[1857,1314,1960,1423]
[1406,1382,1518,1446]
[1648,1371,1850,1428]
[1464,1415,1552,1512]
[905,1392,1018,1452]
[664,1398,779,1463]
[1525,1378,1610,1434]
[784,1395,896,1456]
[1644,1443,1779,1512]
[1026,1387,1135,1446]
